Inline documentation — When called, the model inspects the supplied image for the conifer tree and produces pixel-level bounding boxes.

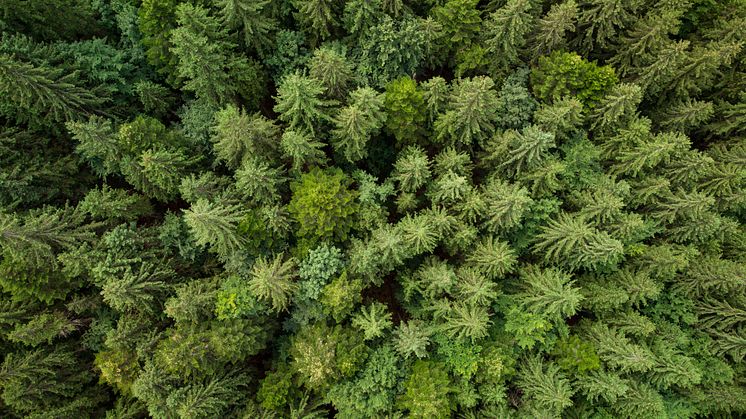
[529,0,578,59]
[517,356,574,415]
[183,199,246,258]
[483,0,533,76]
[274,71,335,135]
[466,236,517,279]
[434,76,500,147]
[331,87,386,162]
[170,3,240,105]
[217,0,276,53]
[0,54,101,126]
[383,76,426,147]
[280,130,328,172]
[249,253,298,312]
[288,167,358,243]
[308,45,355,99]
[292,0,340,45]
[212,105,281,169]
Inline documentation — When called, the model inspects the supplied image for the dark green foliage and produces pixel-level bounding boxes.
[0,53,102,127]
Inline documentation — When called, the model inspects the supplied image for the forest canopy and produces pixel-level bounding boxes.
[1,0,746,417]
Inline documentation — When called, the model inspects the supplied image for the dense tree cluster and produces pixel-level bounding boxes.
[1,0,746,417]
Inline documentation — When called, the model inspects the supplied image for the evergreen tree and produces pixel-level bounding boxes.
[249,254,298,312]
[288,167,358,243]
[308,45,355,99]
[292,0,340,45]
[529,0,578,59]
[170,3,244,106]
[483,0,533,76]
[212,105,281,169]
[383,76,426,147]
[274,71,335,135]
[217,0,276,53]
[183,199,246,258]
[0,54,101,127]
[434,76,500,147]
[331,87,386,162]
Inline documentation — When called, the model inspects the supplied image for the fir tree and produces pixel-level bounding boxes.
[274,71,335,135]
[0,53,101,126]
[331,87,386,162]
[249,254,298,312]
[483,0,533,76]
[434,76,500,147]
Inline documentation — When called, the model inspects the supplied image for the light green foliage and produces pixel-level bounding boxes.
[392,146,432,193]
[290,323,367,390]
[442,303,492,342]
[533,213,624,271]
[434,76,500,146]
[101,262,170,314]
[183,199,246,258]
[257,365,294,411]
[288,167,358,243]
[216,274,266,320]
[217,0,276,53]
[515,266,583,322]
[397,361,454,419]
[394,320,431,359]
[483,0,533,76]
[591,83,643,131]
[248,254,297,312]
[517,356,574,415]
[531,51,618,107]
[331,87,386,161]
[212,105,280,169]
[552,335,601,374]
[467,236,517,279]
[328,345,401,418]
[280,130,328,172]
[481,178,533,233]
[504,306,552,349]
[352,302,393,340]
[320,271,363,322]
[484,125,556,177]
[383,76,426,146]
[170,372,248,419]
[308,45,355,99]
[165,278,218,326]
[121,147,194,201]
[530,0,578,59]
[274,71,335,135]
[234,157,286,204]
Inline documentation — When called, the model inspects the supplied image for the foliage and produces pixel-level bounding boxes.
[3,1,746,418]
[531,51,618,107]
[288,167,359,244]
